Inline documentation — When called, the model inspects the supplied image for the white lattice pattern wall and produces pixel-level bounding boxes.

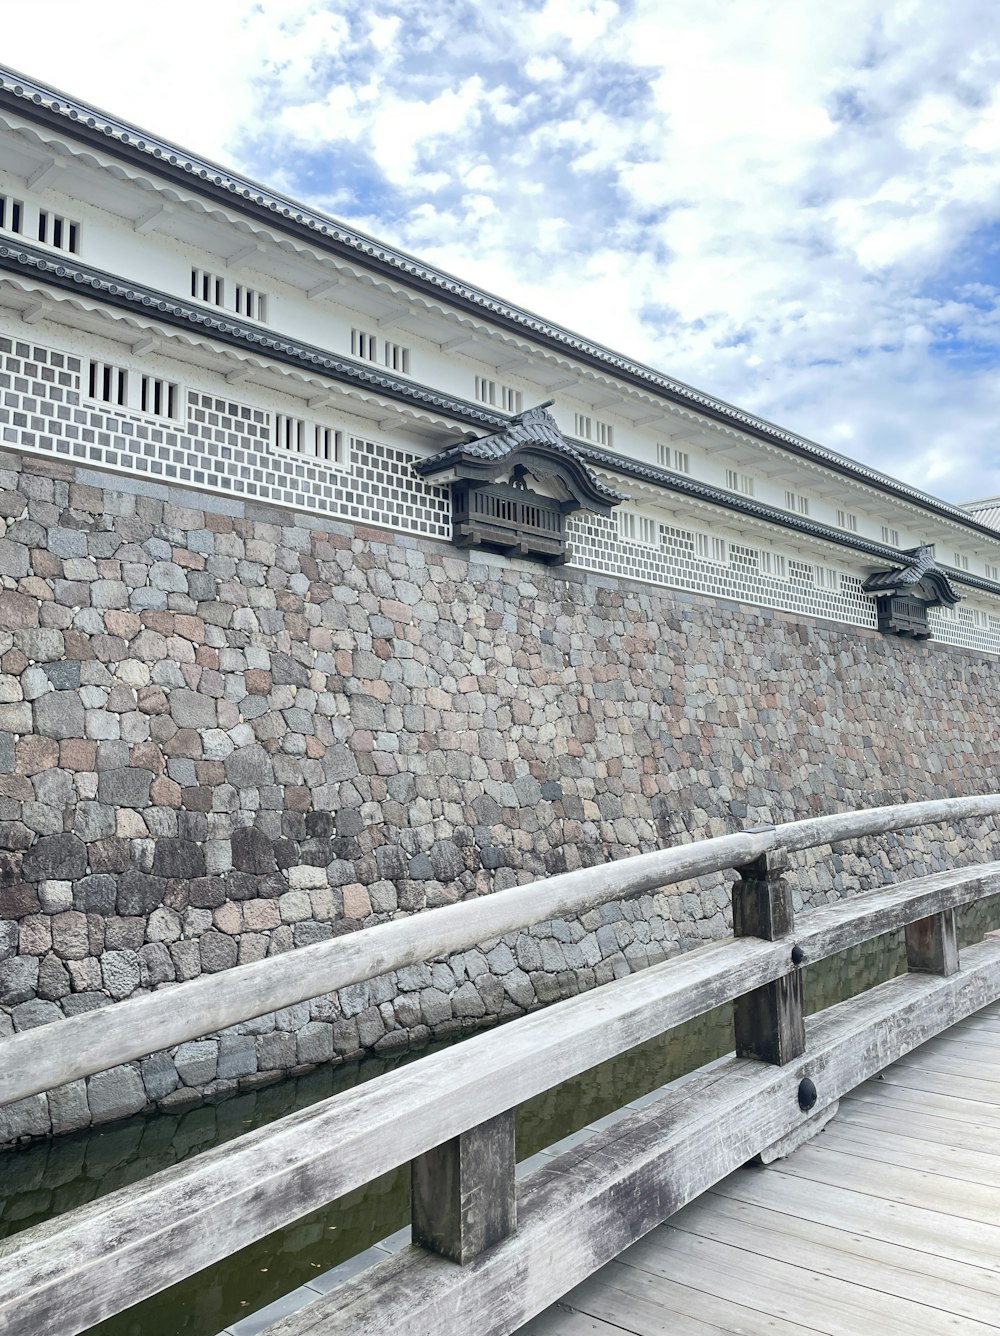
[2,330,1000,656]
[0,334,451,539]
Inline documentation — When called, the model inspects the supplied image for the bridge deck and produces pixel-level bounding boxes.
[522,1000,1000,1336]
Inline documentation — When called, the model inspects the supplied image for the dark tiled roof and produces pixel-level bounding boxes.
[862,546,961,605]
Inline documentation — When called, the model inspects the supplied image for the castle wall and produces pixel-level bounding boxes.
[2,446,999,1144]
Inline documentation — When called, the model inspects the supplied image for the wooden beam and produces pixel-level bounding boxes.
[906,910,959,976]
[732,847,804,1065]
[3,875,999,1336]
[775,794,1000,856]
[26,157,66,191]
[412,1110,516,1264]
[257,942,1000,1336]
[307,276,342,300]
[133,202,172,234]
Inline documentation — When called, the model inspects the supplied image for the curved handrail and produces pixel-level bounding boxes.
[1,793,997,1107]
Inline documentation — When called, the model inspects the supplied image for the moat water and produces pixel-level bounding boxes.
[3,895,998,1336]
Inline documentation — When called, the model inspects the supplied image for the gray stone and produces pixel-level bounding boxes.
[98,768,154,807]
[0,956,38,1005]
[101,950,141,1000]
[140,1052,179,1100]
[22,833,87,882]
[225,744,273,788]
[33,691,85,740]
[199,932,238,973]
[73,874,117,915]
[217,1034,257,1079]
[169,689,217,728]
[257,1031,296,1070]
[44,660,82,690]
[11,998,63,1030]
[231,826,277,874]
[296,1022,334,1065]
[451,982,487,1018]
[0,1094,49,1143]
[174,1040,219,1086]
[0,919,18,960]
[87,1065,147,1123]
[152,839,206,879]
[49,1080,91,1134]
[419,987,452,1025]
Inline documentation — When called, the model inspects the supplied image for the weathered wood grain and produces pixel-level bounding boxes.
[3,870,1000,1336]
[253,942,1000,1336]
[774,793,1000,855]
[906,909,959,975]
[411,1111,516,1264]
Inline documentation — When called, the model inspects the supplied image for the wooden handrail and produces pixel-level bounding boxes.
[1,794,998,1108]
[2,857,999,1336]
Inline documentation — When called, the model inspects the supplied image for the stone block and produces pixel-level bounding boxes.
[0,1094,49,1144]
[174,1040,219,1086]
[257,1031,296,1070]
[97,767,154,807]
[199,931,238,973]
[22,833,87,882]
[87,1065,147,1124]
[49,1080,91,1135]
[217,1034,258,1079]
[33,691,85,740]
[140,1052,179,1100]
[296,1022,334,1065]
[101,950,141,1000]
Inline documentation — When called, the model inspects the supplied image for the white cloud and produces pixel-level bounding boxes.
[6,0,1000,499]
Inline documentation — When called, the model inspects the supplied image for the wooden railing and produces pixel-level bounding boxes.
[2,795,1000,1336]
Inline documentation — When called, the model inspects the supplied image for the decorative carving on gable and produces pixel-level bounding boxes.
[414,403,626,563]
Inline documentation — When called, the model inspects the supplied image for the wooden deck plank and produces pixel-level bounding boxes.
[711,1166,1000,1277]
[841,1079,1000,1129]
[517,1304,636,1336]
[836,1100,1000,1154]
[619,1229,999,1335]
[559,1263,824,1336]
[668,1192,1000,1326]
[810,1122,1000,1186]
[525,1007,1000,1335]
[770,1143,1000,1225]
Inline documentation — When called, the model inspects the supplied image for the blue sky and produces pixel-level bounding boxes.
[7,0,1000,502]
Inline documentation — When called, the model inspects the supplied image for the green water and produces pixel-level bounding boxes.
[2,894,997,1336]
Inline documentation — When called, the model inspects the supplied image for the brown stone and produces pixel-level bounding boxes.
[0,883,40,918]
[1,648,29,675]
[174,614,206,643]
[59,738,97,771]
[245,669,272,695]
[150,776,183,807]
[163,728,203,759]
[19,915,52,955]
[137,685,169,715]
[105,611,141,640]
[16,736,60,776]
[0,591,38,629]
[342,884,373,919]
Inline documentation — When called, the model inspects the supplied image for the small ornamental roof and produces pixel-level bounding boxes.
[414,404,627,516]
[862,545,962,606]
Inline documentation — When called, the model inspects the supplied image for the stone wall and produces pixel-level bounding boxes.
[2,446,999,1144]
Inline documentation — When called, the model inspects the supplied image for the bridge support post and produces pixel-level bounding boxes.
[411,1109,516,1265]
[906,909,959,976]
[732,846,805,1065]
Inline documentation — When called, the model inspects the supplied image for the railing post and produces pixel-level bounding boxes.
[732,842,805,1065]
[411,1110,516,1265]
[906,910,959,976]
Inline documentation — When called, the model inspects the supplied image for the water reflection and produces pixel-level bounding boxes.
[3,892,998,1336]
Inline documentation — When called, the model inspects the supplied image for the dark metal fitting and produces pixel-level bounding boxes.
[798,1077,818,1111]
[790,944,805,966]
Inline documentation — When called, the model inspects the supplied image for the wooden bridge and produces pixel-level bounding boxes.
[2,795,1000,1335]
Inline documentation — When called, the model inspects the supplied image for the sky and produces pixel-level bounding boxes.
[5,0,1000,503]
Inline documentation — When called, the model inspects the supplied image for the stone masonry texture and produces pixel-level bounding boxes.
[1,446,1000,1144]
